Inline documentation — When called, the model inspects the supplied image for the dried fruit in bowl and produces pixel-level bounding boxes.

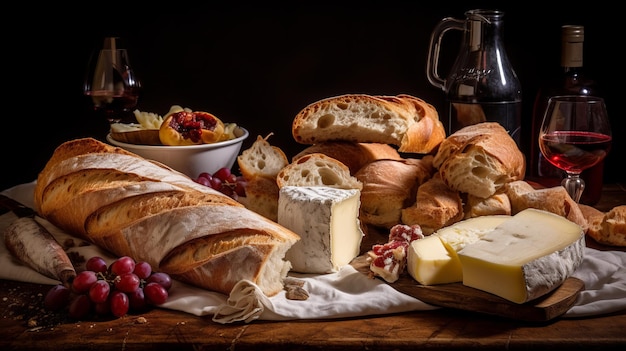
[159,107,226,146]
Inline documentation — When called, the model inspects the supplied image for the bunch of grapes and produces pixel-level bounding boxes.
[194,167,247,200]
[44,256,172,320]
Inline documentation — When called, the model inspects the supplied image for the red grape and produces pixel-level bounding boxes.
[133,261,152,279]
[127,288,147,311]
[146,272,172,291]
[69,294,92,319]
[94,301,111,316]
[114,272,141,293]
[85,256,108,273]
[109,291,130,318]
[89,280,111,303]
[44,284,71,311]
[144,282,169,305]
[213,167,232,181]
[110,256,136,276]
[72,270,98,294]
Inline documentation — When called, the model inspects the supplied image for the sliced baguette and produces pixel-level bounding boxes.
[292,94,445,154]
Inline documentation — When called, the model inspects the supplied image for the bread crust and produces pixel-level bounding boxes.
[356,157,434,228]
[276,153,363,190]
[293,141,402,175]
[34,138,300,296]
[435,122,525,199]
[292,94,445,153]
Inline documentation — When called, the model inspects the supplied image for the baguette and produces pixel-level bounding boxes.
[292,94,445,153]
[34,138,300,296]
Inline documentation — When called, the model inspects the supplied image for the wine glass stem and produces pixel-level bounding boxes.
[562,173,585,203]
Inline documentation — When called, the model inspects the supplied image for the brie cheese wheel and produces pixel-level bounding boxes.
[458,208,585,304]
[278,186,364,274]
[407,215,508,285]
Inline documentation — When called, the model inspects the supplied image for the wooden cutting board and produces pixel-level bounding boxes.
[351,254,584,323]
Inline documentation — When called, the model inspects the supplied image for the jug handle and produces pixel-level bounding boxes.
[426,17,465,90]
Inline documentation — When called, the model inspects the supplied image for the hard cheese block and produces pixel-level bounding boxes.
[407,215,508,285]
[278,186,364,273]
[458,208,585,304]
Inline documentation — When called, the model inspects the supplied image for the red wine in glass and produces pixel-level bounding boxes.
[538,95,612,203]
[83,37,141,125]
[539,131,612,173]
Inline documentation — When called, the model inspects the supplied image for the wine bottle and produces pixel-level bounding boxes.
[529,25,604,205]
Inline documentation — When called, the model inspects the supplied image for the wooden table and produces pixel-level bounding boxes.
[2,184,625,351]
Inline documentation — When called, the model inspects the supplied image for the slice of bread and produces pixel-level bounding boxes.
[237,134,289,180]
[276,153,362,190]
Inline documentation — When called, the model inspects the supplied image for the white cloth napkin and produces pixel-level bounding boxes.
[2,182,625,323]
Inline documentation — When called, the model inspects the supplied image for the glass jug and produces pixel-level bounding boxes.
[426,9,522,146]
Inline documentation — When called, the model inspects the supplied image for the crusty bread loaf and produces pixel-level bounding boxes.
[34,138,300,296]
[401,173,464,235]
[504,180,587,231]
[237,134,289,180]
[355,156,434,228]
[292,94,446,154]
[276,153,363,190]
[582,204,626,247]
[434,122,525,199]
[463,192,512,219]
[293,141,402,175]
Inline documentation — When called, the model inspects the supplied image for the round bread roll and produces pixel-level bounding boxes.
[355,156,434,228]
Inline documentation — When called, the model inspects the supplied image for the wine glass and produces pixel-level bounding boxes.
[538,95,612,203]
[83,37,142,124]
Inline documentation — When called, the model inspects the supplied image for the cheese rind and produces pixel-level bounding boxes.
[278,186,364,274]
[407,215,509,285]
[458,209,585,304]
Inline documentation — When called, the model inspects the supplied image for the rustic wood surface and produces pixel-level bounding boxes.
[1,184,625,350]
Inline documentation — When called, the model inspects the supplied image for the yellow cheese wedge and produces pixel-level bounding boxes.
[407,215,509,285]
[457,208,585,304]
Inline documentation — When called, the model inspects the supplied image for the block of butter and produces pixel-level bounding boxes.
[458,208,585,304]
[278,186,364,274]
[407,215,509,285]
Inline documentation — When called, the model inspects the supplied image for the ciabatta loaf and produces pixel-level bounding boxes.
[34,138,300,296]
[292,94,446,154]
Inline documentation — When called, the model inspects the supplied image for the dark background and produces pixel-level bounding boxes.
[2,2,621,191]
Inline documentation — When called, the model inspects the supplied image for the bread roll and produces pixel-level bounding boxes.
[463,193,511,219]
[583,205,626,247]
[434,122,525,199]
[34,138,300,296]
[401,173,464,235]
[276,153,363,190]
[355,157,434,228]
[504,180,587,230]
[293,141,402,174]
[292,94,445,153]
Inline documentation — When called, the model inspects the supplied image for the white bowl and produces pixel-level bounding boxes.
[107,127,249,178]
